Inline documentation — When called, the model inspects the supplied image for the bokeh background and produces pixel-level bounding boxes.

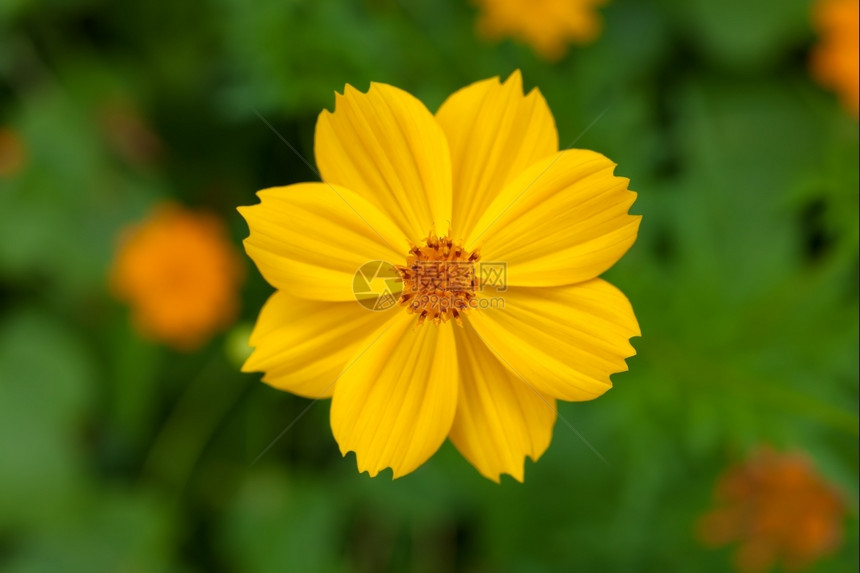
[1,0,857,571]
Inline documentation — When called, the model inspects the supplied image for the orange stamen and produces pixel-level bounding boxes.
[396,233,480,326]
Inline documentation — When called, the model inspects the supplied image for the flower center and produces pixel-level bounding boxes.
[396,233,480,326]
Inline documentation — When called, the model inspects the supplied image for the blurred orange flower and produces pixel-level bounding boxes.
[473,0,607,60]
[111,203,244,350]
[810,0,859,117]
[697,448,845,573]
[0,128,27,178]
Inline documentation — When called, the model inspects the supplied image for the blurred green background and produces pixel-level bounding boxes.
[0,0,857,571]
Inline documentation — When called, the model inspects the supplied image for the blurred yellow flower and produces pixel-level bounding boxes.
[0,128,27,178]
[473,0,607,60]
[810,0,859,117]
[240,71,639,481]
[698,448,845,573]
[111,203,244,350]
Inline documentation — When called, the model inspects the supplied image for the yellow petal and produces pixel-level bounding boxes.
[315,82,453,241]
[466,149,640,287]
[238,182,408,301]
[467,280,639,402]
[436,70,558,239]
[243,291,396,399]
[449,323,556,482]
[330,312,458,478]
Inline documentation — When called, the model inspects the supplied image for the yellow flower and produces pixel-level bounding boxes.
[240,71,640,481]
[698,448,846,573]
[810,0,859,117]
[111,203,244,350]
[473,0,607,60]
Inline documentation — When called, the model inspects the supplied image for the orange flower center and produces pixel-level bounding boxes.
[396,234,480,326]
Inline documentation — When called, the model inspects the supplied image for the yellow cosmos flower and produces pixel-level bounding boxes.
[240,71,640,481]
[474,0,607,60]
[111,203,245,350]
[810,0,859,117]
